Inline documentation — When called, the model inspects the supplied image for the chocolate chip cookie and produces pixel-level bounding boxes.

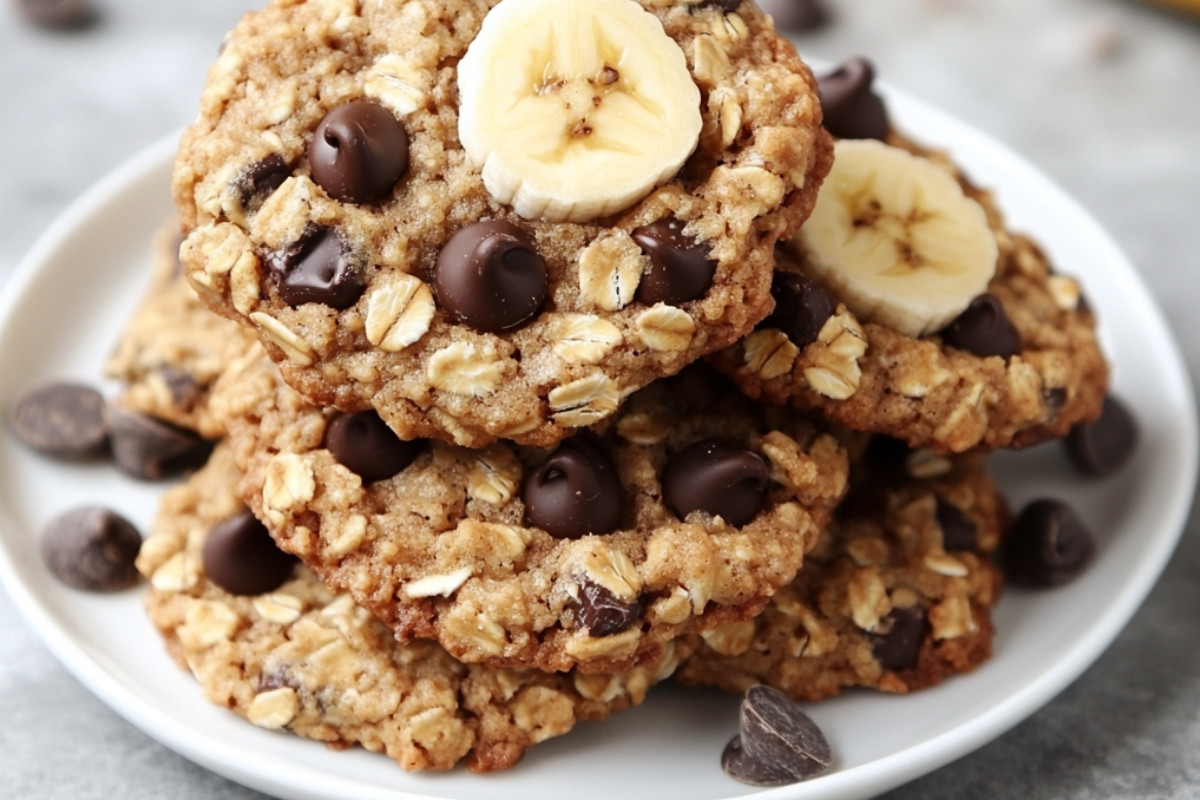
[211,350,849,673]
[137,444,691,772]
[173,0,832,449]
[674,438,1006,700]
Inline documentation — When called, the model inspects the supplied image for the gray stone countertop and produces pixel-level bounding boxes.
[1,1,1198,798]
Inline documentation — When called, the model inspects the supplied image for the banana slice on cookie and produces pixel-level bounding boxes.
[796,139,999,338]
[457,0,702,223]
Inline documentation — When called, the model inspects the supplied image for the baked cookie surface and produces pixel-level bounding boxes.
[211,351,849,673]
[136,444,689,773]
[174,0,832,448]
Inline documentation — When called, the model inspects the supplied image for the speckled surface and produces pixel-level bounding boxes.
[1,1,1198,798]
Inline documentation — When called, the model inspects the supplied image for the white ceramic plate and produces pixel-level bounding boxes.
[0,87,1195,800]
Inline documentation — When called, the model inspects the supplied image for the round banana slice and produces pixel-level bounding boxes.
[796,139,998,338]
[456,0,702,223]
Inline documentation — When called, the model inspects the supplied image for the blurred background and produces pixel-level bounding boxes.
[1,1,1198,798]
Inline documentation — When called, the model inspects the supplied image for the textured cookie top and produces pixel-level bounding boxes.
[709,131,1109,454]
[211,350,848,673]
[675,438,1006,701]
[136,444,689,773]
[174,0,832,448]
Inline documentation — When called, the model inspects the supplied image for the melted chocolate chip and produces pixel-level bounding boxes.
[577,577,642,637]
[233,154,291,217]
[40,507,141,591]
[18,0,98,29]
[871,607,929,671]
[309,101,409,204]
[1064,394,1138,478]
[202,509,297,596]
[723,686,832,786]
[757,0,831,32]
[935,497,977,552]
[1004,499,1094,587]
[939,294,1020,359]
[817,57,889,141]
[106,406,213,480]
[434,220,548,332]
[159,366,204,412]
[523,437,624,539]
[663,440,769,527]
[632,217,717,305]
[324,410,424,484]
[761,271,835,348]
[9,381,109,459]
[268,226,365,310]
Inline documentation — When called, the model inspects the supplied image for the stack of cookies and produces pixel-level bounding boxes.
[108,0,1111,779]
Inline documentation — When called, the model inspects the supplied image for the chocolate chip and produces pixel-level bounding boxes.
[106,406,213,480]
[1064,394,1138,478]
[268,225,365,310]
[1043,387,1067,421]
[434,220,548,332]
[576,577,642,637]
[40,507,141,591]
[1004,499,1094,587]
[936,497,977,552]
[232,154,291,217]
[17,0,98,30]
[663,440,768,527]
[817,57,889,141]
[632,217,717,305]
[9,381,109,459]
[722,685,832,786]
[324,410,424,484]
[871,607,929,671]
[939,294,1020,359]
[523,436,624,539]
[761,271,835,348]
[756,0,831,32]
[707,0,742,11]
[159,366,204,412]
[309,101,409,204]
[202,509,297,596]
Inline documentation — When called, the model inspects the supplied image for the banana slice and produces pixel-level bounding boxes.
[796,139,999,338]
[456,0,702,223]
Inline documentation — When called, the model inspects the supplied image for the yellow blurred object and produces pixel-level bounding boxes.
[1142,0,1200,15]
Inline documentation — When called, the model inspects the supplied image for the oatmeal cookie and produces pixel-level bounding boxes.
[210,350,848,673]
[674,437,1006,700]
[173,0,832,449]
[137,444,690,772]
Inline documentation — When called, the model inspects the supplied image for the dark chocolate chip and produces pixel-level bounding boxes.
[39,507,141,591]
[232,154,291,217]
[757,0,831,32]
[726,685,831,785]
[324,410,424,484]
[106,406,213,480]
[632,217,717,305]
[663,439,768,527]
[1004,499,1094,587]
[159,366,205,412]
[1064,394,1138,478]
[523,437,624,539]
[761,271,835,349]
[576,577,642,637]
[935,497,978,552]
[17,0,98,30]
[706,0,742,11]
[816,57,889,141]
[939,294,1020,359]
[268,225,365,310]
[202,509,297,596]
[721,735,803,787]
[309,101,409,204]
[871,607,929,671]
[1043,387,1067,421]
[9,381,109,458]
[434,220,548,332]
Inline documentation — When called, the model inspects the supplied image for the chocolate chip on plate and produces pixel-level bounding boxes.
[434,220,548,332]
[268,225,365,310]
[935,496,978,552]
[761,271,835,349]
[663,439,769,527]
[309,101,410,204]
[1064,394,1138,477]
[756,0,831,33]
[576,576,643,637]
[939,294,1021,359]
[17,0,99,30]
[632,216,717,305]
[523,436,625,539]
[816,57,889,141]
[40,507,141,591]
[9,381,109,459]
[324,410,424,484]
[106,406,213,480]
[722,685,832,786]
[202,509,297,596]
[1003,499,1094,587]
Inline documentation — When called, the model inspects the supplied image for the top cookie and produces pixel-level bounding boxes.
[174,0,832,448]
